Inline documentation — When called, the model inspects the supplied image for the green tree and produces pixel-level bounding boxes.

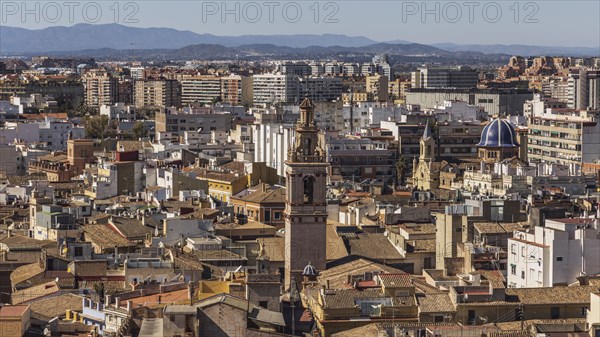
[84,115,110,139]
[210,96,222,106]
[131,121,146,140]
[396,156,408,187]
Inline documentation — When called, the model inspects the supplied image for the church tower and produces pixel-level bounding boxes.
[419,121,436,162]
[284,98,327,290]
[412,120,441,191]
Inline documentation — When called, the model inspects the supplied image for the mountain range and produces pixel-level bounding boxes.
[1,23,598,57]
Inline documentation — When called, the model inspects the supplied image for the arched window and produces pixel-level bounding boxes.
[304,138,312,155]
[303,175,315,204]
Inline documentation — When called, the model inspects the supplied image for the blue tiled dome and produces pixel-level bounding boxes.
[477,119,519,147]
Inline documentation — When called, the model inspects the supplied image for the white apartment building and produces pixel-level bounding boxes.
[100,103,136,121]
[0,123,40,145]
[342,102,404,132]
[134,79,180,109]
[82,70,118,109]
[299,76,343,102]
[129,67,145,80]
[411,66,478,89]
[253,122,294,177]
[38,119,86,151]
[181,76,221,105]
[527,108,600,174]
[568,68,600,110]
[507,218,600,288]
[252,74,301,105]
[309,63,324,76]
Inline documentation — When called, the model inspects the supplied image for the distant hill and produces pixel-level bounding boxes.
[7,42,463,61]
[432,43,600,57]
[2,23,596,57]
[0,23,379,53]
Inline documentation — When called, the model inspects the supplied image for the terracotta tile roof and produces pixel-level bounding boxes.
[474,222,529,234]
[117,140,152,152]
[185,247,246,262]
[124,288,190,309]
[218,161,246,174]
[407,239,436,252]
[417,293,456,313]
[318,258,403,289]
[330,322,381,337]
[29,293,83,320]
[234,187,285,204]
[246,274,280,284]
[506,286,599,305]
[397,223,437,235]
[109,216,153,239]
[11,262,44,286]
[11,281,60,304]
[479,270,506,289]
[0,234,55,250]
[83,224,136,249]
[0,305,29,317]
[378,273,412,288]
[257,237,284,262]
[321,288,415,309]
[326,223,348,261]
[347,233,403,260]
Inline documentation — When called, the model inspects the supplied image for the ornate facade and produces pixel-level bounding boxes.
[284,98,328,289]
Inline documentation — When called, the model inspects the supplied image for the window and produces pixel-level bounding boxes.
[510,265,516,275]
[264,210,271,222]
[259,301,268,308]
[511,244,516,254]
[303,175,315,204]
[434,315,444,323]
[74,246,83,257]
[274,212,281,220]
[582,307,588,316]
[556,256,563,262]
[521,271,525,279]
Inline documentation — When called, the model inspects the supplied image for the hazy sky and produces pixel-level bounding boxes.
[2,0,599,47]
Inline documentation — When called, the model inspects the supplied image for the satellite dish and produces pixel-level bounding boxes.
[43,328,50,337]
[158,242,165,249]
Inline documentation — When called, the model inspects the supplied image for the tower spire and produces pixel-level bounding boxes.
[284,98,328,290]
[422,120,433,140]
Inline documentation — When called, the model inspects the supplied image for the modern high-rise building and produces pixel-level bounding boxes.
[134,79,180,109]
[128,67,145,80]
[527,108,600,174]
[299,77,343,102]
[252,74,301,105]
[82,70,118,109]
[220,75,248,105]
[284,98,327,289]
[155,107,233,141]
[181,75,251,106]
[411,66,478,89]
[366,74,389,102]
[568,68,600,110]
[405,88,534,116]
[181,76,222,105]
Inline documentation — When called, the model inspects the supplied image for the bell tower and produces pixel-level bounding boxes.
[284,98,327,290]
[419,120,436,162]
